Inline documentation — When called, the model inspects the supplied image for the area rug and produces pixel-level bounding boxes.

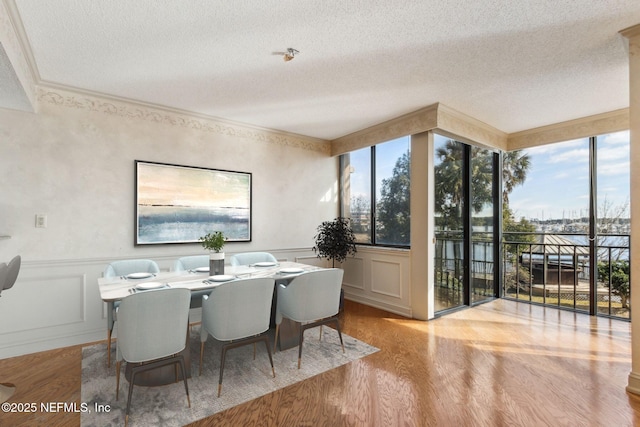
[81,326,378,426]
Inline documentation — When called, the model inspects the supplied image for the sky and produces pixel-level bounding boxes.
[348,136,410,200]
[509,130,630,221]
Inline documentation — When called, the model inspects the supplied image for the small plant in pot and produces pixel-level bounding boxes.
[312,217,357,268]
[199,231,226,274]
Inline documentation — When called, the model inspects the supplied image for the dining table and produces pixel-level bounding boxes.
[98,261,324,386]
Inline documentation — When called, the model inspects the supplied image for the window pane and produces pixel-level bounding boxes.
[471,147,495,304]
[433,135,465,312]
[375,136,411,246]
[596,130,630,318]
[505,138,590,312]
[342,148,372,244]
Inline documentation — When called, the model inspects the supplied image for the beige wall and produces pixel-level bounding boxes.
[0,86,338,357]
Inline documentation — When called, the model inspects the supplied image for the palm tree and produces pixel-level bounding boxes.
[502,150,531,204]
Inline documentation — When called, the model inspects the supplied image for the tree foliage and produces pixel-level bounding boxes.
[376,151,411,245]
[434,140,531,230]
[597,260,630,308]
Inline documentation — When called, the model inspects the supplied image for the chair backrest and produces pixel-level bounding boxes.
[276,268,344,324]
[173,255,209,272]
[0,263,8,295]
[104,259,160,278]
[201,278,275,341]
[229,252,277,266]
[3,255,21,291]
[116,288,191,363]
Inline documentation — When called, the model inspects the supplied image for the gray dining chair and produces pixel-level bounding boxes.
[115,287,191,426]
[199,277,276,397]
[3,255,21,292]
[229,252,277,266]
[174,255,209,272]
[0,262,8,297]
[274,268,345,369]
[104,259,160,278]
[103,259,160,367]
[0,256,21,404]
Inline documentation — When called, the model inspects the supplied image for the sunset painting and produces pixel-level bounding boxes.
[135,161,251,244]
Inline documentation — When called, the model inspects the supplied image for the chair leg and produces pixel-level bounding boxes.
[218,345,228,397]
[199,341,205,376]
[274,323,280,352]
[319,325,323,340]
[333,318,345,353]
[177,356,191,408]
[115,361,121,400]
[107,328,113,367]
[298,325,305,369]
[261,335,276,378]
[125,369,136,426]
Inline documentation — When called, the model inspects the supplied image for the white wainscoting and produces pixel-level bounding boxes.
[0,248,319,359]
[341,246,412,317]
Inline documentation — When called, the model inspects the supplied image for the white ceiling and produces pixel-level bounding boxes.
[3,0,640,140]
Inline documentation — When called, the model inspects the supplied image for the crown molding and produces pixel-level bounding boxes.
[507,108,629,150]
[620,23,640,40]
[330,103,507,156]
[435,104,507,151]
[0,0,36,108]
[36,84,331,154]
[331,104,439,156]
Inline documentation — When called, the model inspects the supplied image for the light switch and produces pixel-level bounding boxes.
[35,214,47,228]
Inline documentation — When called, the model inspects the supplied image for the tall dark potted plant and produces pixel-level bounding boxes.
[313,217,357,267]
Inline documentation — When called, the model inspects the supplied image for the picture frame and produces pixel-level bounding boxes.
[135,160,252,245]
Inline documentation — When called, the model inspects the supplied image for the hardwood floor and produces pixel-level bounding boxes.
[2,299,640,426]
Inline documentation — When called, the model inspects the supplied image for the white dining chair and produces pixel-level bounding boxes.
[229,252,277,266]
[115,287,191,426]
[199,277,276,397]
[103,259,160,367]
[274,268,345,368]
[0,256,21,404]
[173,255,209,272]
[104,259,160,278]
[0,262,8,297]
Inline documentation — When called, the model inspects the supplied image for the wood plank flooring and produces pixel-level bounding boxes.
[1,299,640,426]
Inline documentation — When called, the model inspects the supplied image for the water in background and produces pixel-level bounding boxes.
[137,205,250,244]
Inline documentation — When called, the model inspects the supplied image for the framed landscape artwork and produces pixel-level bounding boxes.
[135,160,252,245]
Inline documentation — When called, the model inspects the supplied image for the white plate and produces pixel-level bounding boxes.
[280,267,304,274]
[127,272,153,279]
[135,281,164,290]
[195,267,209,272]
[254,262,276,267]
[210,275,235,282]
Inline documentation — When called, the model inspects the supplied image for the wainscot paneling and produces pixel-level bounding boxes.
[342,257,364,290]
[341,247,411,317]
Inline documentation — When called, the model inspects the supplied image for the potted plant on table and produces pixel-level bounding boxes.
[199,231,226,275]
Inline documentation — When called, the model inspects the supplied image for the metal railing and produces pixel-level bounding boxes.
[502,232,630,320]
[434,232,630,319]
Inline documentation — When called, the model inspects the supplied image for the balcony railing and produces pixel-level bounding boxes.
[502,232,630,320]
[434,232,630,319]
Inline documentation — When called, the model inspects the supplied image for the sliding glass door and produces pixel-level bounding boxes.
[434,137,465,311]
[471,147,496,304]
[434,135,498,313]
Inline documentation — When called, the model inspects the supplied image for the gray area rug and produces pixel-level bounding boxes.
[81,326,378,426]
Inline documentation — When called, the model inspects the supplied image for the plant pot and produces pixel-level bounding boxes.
[209,252,225,275]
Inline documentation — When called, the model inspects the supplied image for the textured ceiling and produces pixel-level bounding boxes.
[3,0,640,140]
